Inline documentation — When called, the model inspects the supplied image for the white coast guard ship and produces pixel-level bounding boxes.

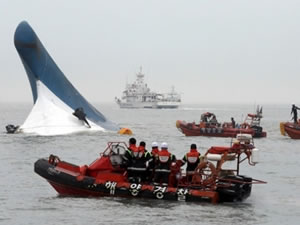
[115,68,181,109]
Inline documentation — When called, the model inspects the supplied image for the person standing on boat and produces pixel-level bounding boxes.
[122,138,137,171]
[146,142,160,181]
[291,104,300,123]
[181,144,202,182]
[138,141,152,181]
[231,117,236,128]
[153,142,176,186]
[126,141,151,183]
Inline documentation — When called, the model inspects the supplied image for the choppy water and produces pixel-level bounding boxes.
[0,103,299,225]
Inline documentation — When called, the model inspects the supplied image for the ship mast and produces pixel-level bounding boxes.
[136,66,144,85]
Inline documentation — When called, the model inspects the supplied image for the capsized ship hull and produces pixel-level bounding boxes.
[14,21,120,135]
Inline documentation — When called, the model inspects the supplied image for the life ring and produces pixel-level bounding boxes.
[192,161,217,187]
[48,154,61,165]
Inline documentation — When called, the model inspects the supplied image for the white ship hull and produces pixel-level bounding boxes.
[116,67,181,109]
[155,101,180,109]
[117,101,180,109]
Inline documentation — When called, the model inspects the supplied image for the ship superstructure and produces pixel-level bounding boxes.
[115,68,181,109]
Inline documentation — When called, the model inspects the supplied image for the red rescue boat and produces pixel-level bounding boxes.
[34,135,266,204]
[280,122,300,139]
[176,107,266,138]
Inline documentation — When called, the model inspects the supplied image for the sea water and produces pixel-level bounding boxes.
[0,103,299,225]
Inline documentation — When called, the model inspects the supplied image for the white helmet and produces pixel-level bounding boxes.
[161,142,168,149]
[152,142,158,148]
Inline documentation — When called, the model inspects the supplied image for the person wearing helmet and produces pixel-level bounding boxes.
[146,142,160,181]
[181,144,202,182]
[291,104,300,123]
[151,142,159,156]
[153,142,176,186]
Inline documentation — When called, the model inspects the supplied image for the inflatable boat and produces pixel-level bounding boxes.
[280,122,300,139]
[176,107,266,138]
[34,134,265,203]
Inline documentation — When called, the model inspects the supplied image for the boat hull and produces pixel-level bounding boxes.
[176,120,267,138]
[117,101,179,109]
[281,122,300,139]
[34,159,251,203]
[13,21,120,135]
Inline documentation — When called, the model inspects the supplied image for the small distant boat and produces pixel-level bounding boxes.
[115,67,181,109]
[176,106,267,138]
[34,135,266,203]
[280,122,300,139]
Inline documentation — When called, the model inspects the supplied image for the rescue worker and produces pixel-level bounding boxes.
[153,142,176,186]
[151,142,160,157]
[231,117,236,128]
[138,141,152,181]
[146,142,160,181]
[291,104,300,123]
[72,107,91,128]
[122,138,137,174]
[125,140,152,183]
[181,144,201,182]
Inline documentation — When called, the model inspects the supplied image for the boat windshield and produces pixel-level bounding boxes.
[109,144,127,166]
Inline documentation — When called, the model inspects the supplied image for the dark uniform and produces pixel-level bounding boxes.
[125,140,152,183]
[181,144,201,182]
[291,104,300,123]
[73,107,91,128]
[146,142,160,181]
[231,117,236,128]
[153,142,176,186]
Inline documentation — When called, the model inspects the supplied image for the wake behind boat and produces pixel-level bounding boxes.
[115,67,181,109]
[9,21,123,136]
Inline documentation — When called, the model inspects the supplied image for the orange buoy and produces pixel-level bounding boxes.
[118,127,133,135]
[279,122,286,136]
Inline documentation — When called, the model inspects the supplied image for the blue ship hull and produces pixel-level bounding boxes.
[14,21,119,134]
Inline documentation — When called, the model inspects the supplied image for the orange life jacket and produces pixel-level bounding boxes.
[186,149,200,164]
[130,144,143,158]
[135,146,145,158]
[151,147,159,156]
[158,149,171,163]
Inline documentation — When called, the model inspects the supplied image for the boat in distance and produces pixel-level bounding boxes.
[176,107,267,138]
[280,122,300,139]
[115,67,181,109]
[34,134,265,204]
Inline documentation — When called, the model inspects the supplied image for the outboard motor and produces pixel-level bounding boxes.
[5,124,19,134]
[73,107,91,128]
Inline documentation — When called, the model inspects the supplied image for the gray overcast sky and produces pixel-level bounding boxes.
[1,0,300,104]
